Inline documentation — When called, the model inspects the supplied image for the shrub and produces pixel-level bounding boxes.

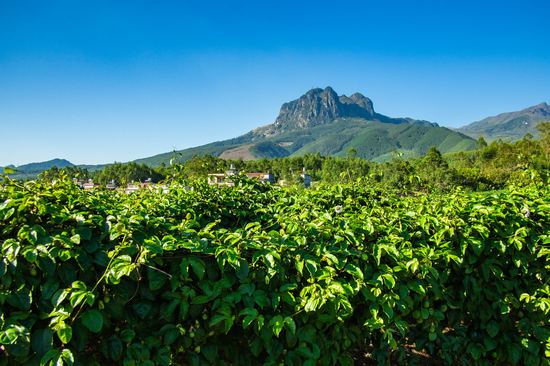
[1,176,549,366]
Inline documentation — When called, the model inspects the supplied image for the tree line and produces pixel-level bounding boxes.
[35,122,550,193]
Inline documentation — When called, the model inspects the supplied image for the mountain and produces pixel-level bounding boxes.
[455,102,550,141]
[244,87,438,140]
[1,159,75,180]
[4,88,481,173]
[16,158,74,171]
[135,87,476,166]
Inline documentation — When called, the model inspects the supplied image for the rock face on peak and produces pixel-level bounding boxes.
[251,86,437,140]
[273,87,377,130]
[339,93,375,116]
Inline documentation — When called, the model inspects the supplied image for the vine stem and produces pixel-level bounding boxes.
[70,236,125,325]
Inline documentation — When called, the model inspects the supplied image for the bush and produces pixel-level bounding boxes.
[1,176,549,366]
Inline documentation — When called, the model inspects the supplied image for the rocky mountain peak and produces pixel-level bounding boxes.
[274,86,376,130]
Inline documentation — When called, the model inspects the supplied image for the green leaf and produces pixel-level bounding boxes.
[31,328,54,357]
[507,343,523,364]
[285,330,297,348]
[305,260,317,277]
[345,263,364,280]
[395,320,409,337]
[51,289,69,307]
[38,255,56,276]
[58,263,77,287]
[521,338,540,355]
[398,285,409,299]
[421,308,429,320]
[469,238,484,255]
[250,337,263,357]
[484,337,498,352]
[0,327,20,344]
[40,349,60,366]
[4,167,17,174]
[201,343,218,363]
[154,347,171,366]
[486,320,499,338]
[7,288,32,311]
[81,310,103,333]
[239,308,258,317]
[164,329,179,346]
[269,315,284,337]
[102,336,123,361]
[120,330,135,342]
[304,297,320,312]
[69,290,87,308]
[296,346,313,358]
[69,320,89,352]
[57,323,72,344]
[408,282,426,296]
[187,352,200,366]
[74,226,92,241]
[280,283,298,292]
[133,300,152,319]
[60,348,74,366]
[22,246,38,262]
[243,315,257,329]
[284,317,296,334]
[190,295,210,304]
[296,260,304,275]
[382,273,395,288]
[148,268,168,291]
[235,259,249,280]
[253,290,270,308]
[225,315,235,333]
[189,258,205,280]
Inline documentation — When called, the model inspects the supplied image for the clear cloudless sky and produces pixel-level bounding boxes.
[1,0,549,166]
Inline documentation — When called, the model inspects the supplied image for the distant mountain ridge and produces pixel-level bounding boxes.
[1,159,74,180]
[455,102,550,141]
[16,158,74,171]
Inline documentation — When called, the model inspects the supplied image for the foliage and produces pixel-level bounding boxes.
[1,171,550,366]
[38,166,92,184]
[94,162,164,186]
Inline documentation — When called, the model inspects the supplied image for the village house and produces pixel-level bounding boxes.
[124,178,169,194]
[207,165,274,186]
[82,179,100,190]
[278,167,311,188]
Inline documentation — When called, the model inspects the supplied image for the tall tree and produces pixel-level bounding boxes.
[536,121,550,163]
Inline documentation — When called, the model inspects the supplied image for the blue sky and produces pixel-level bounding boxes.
[1,0,549,166]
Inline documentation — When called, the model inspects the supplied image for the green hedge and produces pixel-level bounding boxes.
[1,175,550,366]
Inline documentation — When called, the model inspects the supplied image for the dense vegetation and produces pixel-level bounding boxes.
[1,164,550,366]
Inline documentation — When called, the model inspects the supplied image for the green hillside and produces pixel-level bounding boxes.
[456,102,550,141]
[248,141,291,159]
[134,116,476,166]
